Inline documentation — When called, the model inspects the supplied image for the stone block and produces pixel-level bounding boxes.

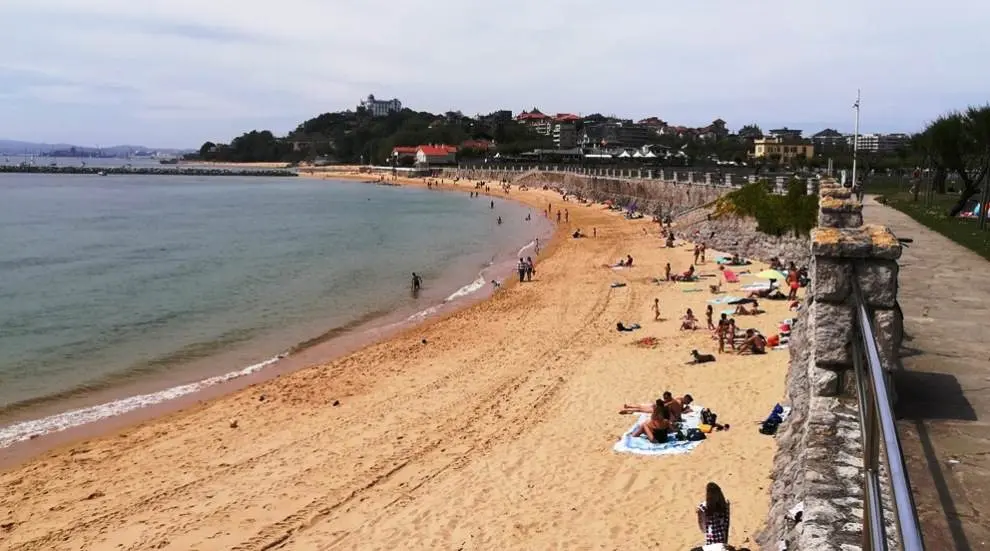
[811,256,852,302]
[814,367,842,396]
[811,301,854,366]
[819,196,865,228]
[854,259,899,308]
[812,225,902,260]
[821,187,853,200]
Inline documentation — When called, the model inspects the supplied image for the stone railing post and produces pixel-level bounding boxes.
[809,179,902,396]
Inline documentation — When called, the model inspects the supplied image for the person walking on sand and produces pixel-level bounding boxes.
[556,210,561,223]
[565,209,569,222]
[700,243,707,264]
[517,258,527,283]
[706,304,715,331]
[693,244,701,265]
[664,262,672,281]
[525,256,535,281]
[697,482,731,546]
[652,298,661,321]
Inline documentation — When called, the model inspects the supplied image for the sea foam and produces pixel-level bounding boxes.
[0,355,282,449]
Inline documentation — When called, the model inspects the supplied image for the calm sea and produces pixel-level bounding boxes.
[0,174,549,446]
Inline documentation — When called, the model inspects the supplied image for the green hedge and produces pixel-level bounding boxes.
[715,180,818,237]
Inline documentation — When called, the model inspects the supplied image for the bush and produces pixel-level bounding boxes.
[714,180,818,237]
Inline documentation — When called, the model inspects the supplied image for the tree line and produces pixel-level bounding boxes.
[910,104,990,216]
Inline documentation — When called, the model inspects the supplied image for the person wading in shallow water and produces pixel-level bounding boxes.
[411,272,422,294]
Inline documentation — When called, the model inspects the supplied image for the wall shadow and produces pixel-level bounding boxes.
[895,369,975,550]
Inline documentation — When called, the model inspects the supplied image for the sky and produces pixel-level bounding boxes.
[3,0,989,149]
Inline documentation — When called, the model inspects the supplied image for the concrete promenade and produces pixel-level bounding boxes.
[863,196,990,550]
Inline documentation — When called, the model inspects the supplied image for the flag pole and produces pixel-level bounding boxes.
[852,90,861,194]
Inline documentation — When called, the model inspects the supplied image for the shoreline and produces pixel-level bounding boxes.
[0,175,557,466]
[0,173,791,550]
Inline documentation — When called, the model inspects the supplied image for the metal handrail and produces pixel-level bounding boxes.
[850,278,925,551]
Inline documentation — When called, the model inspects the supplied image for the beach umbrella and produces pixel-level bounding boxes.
[755,269,787,281]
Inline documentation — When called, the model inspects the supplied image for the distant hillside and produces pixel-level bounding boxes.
[0,139,191,156]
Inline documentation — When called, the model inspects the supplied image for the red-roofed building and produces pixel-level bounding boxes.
[517,108,553,136]
[554,113,580,122]
[391,146,418,160]
[416,145,457,165]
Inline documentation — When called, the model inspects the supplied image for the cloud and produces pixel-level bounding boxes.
[3,0,990,147]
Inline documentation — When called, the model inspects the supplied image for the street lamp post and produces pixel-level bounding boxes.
[852,90,861,196]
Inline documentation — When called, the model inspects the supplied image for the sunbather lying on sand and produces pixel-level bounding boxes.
[734,300,764,316]
[747,286,779,299]
[619,393,693,419]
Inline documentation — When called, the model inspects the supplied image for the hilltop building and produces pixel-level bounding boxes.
[359,94,402,117]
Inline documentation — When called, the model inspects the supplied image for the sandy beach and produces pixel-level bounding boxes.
[0,175,792,550]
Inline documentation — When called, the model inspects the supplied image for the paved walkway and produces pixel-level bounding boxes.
[864,197,990,550]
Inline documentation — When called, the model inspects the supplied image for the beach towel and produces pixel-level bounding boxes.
[614,408,706,456]
[720,308,736,316]
[707,295,741,304]
[610,282,627,288]
[681,288,703,293]
[740,283,772,291]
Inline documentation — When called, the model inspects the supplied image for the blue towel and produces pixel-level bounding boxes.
[613,409,706,456]
[721,308,736,316]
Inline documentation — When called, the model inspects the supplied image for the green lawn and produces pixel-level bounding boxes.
[874,187,990,261]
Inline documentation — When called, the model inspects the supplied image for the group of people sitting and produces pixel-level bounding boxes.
[619,392,695,444]
[713,312,767,354]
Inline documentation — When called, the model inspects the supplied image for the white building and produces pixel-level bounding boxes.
[359,94,402,117]
[847,133,910,153]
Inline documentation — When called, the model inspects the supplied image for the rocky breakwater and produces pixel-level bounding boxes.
[0,165,298,177]
[758,180,904,550]
[511,171,726,215]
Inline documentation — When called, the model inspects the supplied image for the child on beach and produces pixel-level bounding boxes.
[681,309,698,331]
[705,305,715,330]
[652,298,661,321]
[716,314,729,353]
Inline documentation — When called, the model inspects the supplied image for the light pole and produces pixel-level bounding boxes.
[852,90,861,195]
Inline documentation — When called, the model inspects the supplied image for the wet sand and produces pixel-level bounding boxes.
[0,176,792,550]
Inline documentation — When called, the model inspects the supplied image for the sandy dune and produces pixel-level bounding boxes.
[0,180,791,550]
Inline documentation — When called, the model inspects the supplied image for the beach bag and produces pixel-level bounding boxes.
[699,423,714,434]
[685,428,707,441]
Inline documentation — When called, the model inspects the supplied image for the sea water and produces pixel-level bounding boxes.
[0,174,549,446]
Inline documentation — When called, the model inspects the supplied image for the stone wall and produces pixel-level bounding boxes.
[758,179,904,550]
[448,169,729,216]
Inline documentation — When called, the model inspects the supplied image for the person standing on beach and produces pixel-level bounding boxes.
[556,210,561,223]
[517,258,527,283]
[525,256,535,281]
[705,305,715,330]
[652,298,661,321]
[700,243,707,264]
[664,262,672,281]
[565,209,569,222]
[593,227,597,237]
[697,482,731,546]
[693,245,701,265]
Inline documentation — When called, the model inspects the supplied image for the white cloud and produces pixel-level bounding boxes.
[3,0,990,146]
